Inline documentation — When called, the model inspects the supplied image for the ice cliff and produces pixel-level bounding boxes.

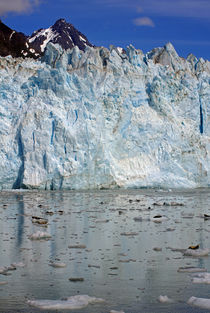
[0,42,209,189]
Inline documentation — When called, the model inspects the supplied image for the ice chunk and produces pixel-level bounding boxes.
[0,267,8,274]
[158,295,173,303]
[29,231,52,240]
[27,295,105,310]
[192,273,210,284]
[188,296,210,309]
[183,248,209,257]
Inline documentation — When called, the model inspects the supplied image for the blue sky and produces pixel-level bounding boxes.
[1,0,210,59]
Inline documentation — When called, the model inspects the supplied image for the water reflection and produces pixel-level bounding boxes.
[17,195,24,247]
[0,189,210,313]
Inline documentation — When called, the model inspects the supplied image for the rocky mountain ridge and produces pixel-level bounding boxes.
[0,20,39,58]
[0,18,93,58]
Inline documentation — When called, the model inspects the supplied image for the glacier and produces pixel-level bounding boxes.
[0,42,209,190]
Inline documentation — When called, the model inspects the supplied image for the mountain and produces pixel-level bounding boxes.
[28,18,93,54]
[0,20,39,58]
[0,42,209,190]
[0,19,93,59]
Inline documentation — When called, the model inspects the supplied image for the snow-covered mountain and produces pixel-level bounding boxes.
[0,42,209,190]
[0,19,93,59]
[29,18,93,54]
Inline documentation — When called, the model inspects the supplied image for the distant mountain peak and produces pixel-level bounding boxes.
[0,18,93,59]
[29,18,93,54]
[54,18,67,24]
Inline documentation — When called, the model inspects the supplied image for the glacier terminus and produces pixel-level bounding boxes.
[0,42,209,190]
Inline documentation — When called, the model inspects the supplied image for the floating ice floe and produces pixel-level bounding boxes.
[29,231,52,240]
[192,273,210,284]
[188,296,210,309]
[158,295,173,303]
[177,267,207,273]
[0,262,25,275]
[49,262,66,268]
[183,248,209,257]
[0,266,8,274]
[27,295,105,310]
[7,264,16,271]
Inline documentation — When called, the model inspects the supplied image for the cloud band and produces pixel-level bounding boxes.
[133,17,155,27]
[0,0,40,15]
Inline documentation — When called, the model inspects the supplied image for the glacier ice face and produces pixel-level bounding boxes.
[0,42,209,190]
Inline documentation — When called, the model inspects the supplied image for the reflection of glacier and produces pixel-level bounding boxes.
[0,42,209,189]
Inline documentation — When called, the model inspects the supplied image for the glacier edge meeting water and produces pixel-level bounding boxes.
[0,42,209,190]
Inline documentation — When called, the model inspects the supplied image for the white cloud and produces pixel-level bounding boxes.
[0,0,40,15]
[133,17,155,27]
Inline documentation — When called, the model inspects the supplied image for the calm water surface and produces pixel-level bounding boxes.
[0,189,210,313]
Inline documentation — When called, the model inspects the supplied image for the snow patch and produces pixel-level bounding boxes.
[9,31,15,41]
[29,27,58,52]
[79,35,86,43]
[116,47,124,54]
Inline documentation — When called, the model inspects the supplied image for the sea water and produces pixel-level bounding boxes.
[0,189,210,312]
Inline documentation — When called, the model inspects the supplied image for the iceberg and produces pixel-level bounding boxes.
[0,42,209,190]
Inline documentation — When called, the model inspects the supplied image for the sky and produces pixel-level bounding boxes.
[1,0,210,60]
